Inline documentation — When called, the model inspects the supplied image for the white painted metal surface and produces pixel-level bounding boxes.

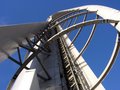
[56,25,105,90]
[51,5,120,32]
[0,22,48,62]
[11,69,40,90]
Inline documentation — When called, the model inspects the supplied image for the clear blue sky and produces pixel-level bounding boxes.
[0,0,120,90]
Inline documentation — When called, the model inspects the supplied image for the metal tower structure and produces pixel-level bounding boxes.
[0,5,120,90]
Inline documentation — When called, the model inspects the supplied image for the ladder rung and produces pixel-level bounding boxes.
[65,64,70,68]
[63,57,67,60]
[68,75,74,80]
[70,82,76,87]
[66,69,71,73]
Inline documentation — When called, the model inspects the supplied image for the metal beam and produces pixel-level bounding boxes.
[17,47,22,64]
[74,15,99,62]
[91,33,120,90]
[12,49,41,79]
[46,19,118,45]
[50,11,96,29]
[68,12,88,47]
[51,10,79,24]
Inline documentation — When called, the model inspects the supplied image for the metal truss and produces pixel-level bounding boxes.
[7,29,52,88]
[47,6,120,90]
[2,5,120,90]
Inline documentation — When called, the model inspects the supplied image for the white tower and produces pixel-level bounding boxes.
[0,5,120,90]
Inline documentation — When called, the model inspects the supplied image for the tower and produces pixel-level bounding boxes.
[0,5,120,90]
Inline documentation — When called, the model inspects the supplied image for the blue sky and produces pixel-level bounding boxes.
[0,0,120,90]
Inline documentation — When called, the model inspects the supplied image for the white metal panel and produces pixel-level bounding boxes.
[0,22,48,62]
[11,69,40,90]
